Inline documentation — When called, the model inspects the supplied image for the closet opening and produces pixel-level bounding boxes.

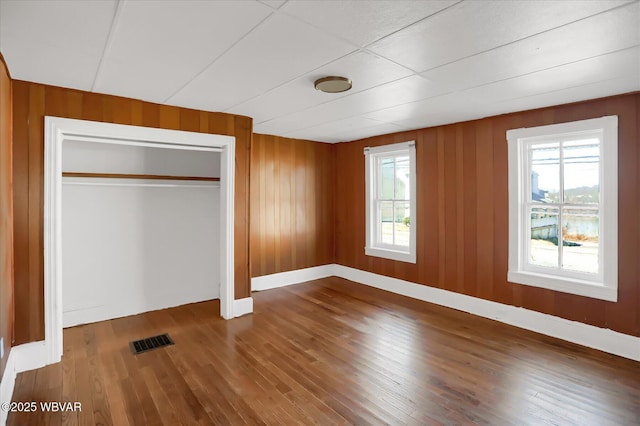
[44,117,237,365]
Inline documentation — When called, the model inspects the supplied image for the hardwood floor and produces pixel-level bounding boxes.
[8,277,640,425]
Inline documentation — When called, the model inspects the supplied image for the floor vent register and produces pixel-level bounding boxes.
[130,333,174,354]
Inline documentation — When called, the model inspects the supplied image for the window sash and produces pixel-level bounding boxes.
[373,152,410,249]
[507,115,617,302]
[374,199,410,249]
[524,203,601,278]
[522,136,604,282]
[365,142,416,263]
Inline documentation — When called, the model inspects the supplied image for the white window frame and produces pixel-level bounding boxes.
[364,141,416,263]
[507,116,618,302]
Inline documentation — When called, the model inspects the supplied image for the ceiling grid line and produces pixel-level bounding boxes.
[228,50,422,121]
[413,0,640,76]
[222,48,361,113]
[163,7,278,104]
[91,0,127,92]
[354,0,466,74]
[275,85,456,137]
[459,45,640,98]
[253,73,451,128]
[494,73,639,107]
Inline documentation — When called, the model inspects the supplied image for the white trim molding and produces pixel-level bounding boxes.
[364,141,417,264]
[233,297,254,317]
[9,342,47,374]
[250,264,639,361]
[0,342,48,426]
[251,264,335,291]
[506,116,618,302]
[44,117,237,365]
[0,351,16,426]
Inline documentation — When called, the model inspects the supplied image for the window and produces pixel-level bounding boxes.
[507,116,618,301]
[365,141,416,263]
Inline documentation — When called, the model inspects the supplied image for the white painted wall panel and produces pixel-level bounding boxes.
[61,182,220,327]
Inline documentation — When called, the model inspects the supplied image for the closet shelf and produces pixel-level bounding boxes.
[62,172,220,182]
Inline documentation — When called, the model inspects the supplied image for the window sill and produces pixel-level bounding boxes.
[365,247,416,264]
[508,270,617,302]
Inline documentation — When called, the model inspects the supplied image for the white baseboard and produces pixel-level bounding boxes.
[0,349,15,426]
[333,265,640,361]
[10,341,47,375]
[234,297,254,317]
[63,293,221,328]
[0,341,48,426]
[249,263,639,361]
[251,264,335,291]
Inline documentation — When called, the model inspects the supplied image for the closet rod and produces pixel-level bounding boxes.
[62,172,220,182]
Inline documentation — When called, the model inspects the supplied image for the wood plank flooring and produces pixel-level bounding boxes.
[8,277,640,425]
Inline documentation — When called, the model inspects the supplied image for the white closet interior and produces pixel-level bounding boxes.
[61,140,221,327]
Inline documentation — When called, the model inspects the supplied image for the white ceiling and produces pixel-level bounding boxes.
[1,0,638,143]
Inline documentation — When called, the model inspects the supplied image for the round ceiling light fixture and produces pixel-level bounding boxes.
[314,76,352,93]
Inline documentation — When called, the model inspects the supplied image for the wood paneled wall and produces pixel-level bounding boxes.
[11,80,252,345]
[250,134,334,277]
[7,76,639,345]
[334,93,640,337]
[0,54,14,378]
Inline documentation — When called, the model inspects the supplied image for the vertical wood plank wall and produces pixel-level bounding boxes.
[250,134,334,277]
[6,76,640,344]
[0,55,14,378]
[334,93,640,337]
[11,80,252,345]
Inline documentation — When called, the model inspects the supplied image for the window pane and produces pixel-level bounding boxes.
[379,201,394,245]
[563,140,599,204]
[530,207,559,268]
[395,156,410,200]
[394,202,410,247]
[380,158,394,200]
[530,142,560,203]
[562,208,599,274]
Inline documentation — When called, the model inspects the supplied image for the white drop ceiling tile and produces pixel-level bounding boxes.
[280,126,346,143]
[387,93,493,129]
[462,47,640,103]
[392,110,482,130]
[168,12,356,112]
[94,60,184,105]
[284,117,400,143]
[368,0,632,72]
[281,0,457,47]
[252,119,292,137]
[364,92,484,124]
[0,0,117,56]
[228,50,413,124]
[0,0,117,88]
[258,0,287,10]
[330,122,405,143]
[361,104,418,123]
[3,0,637,143]
[421,2,640,91]
[255,75,450,135]
[482,73,640,118]
[228,79,336,126]
[94,0,272,103]
[276,125,342,142]
[0,36,100,90]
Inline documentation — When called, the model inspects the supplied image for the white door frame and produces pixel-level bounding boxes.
[44,116,239,364]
